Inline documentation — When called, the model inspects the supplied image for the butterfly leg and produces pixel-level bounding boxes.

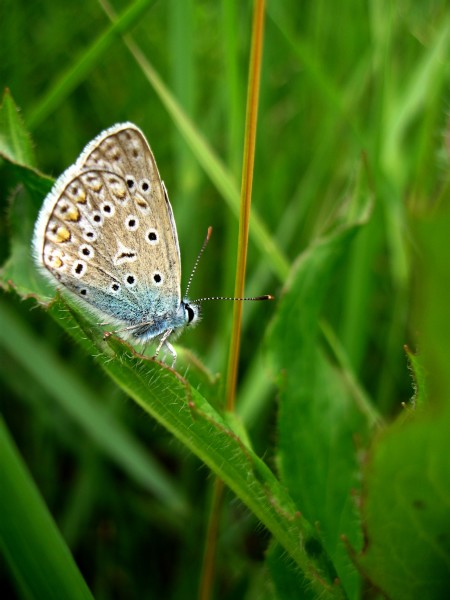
[153,329,176,366]
[164,342,177,368]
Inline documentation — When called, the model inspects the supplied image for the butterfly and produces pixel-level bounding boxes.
[33,123,271,364]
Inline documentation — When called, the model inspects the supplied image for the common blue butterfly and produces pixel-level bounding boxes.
[33,123,271,364]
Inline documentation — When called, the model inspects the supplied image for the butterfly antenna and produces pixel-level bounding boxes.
[185,226,213,296]
[186,226,274,302]
[195,294,274,302]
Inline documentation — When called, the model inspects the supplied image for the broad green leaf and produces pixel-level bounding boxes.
[355,405,450,599]
[355,197,450,599]
[267,187,374,599]
[44,295,345,600]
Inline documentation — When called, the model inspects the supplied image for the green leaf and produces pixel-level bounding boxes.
[267,184,374,599]
[51,297,345,600]
[355,406,450,599]
[355,195,450,599]
[267,542,319,600]
[0,88,36,167]
[3,228,344,599]
[0,418,95,600]
[0,90,53,295]
[1,179,53,297]
[404,345,428,409]
[0,298,189,515]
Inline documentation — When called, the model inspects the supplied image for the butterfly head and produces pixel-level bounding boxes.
[182,300,200,328]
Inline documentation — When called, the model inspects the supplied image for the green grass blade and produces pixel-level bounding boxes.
[27,0,156,129]
[0,418,95,600]
[381,17,450,183]
[98,0,290,281]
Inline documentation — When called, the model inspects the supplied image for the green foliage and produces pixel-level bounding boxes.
[1,1,449,599]
[0,420,95,600]
[267,192,373,599]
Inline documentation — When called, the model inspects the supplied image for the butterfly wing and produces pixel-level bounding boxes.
[33,123,183,338]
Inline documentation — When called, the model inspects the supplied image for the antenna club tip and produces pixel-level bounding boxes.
[207,226,213,238]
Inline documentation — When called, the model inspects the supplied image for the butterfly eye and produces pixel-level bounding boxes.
[184,303,198,325]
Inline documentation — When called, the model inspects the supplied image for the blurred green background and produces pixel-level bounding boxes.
[1,0,449,598]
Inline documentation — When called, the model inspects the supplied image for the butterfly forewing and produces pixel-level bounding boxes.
[35,123,182,329]
[80,124,182,296]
